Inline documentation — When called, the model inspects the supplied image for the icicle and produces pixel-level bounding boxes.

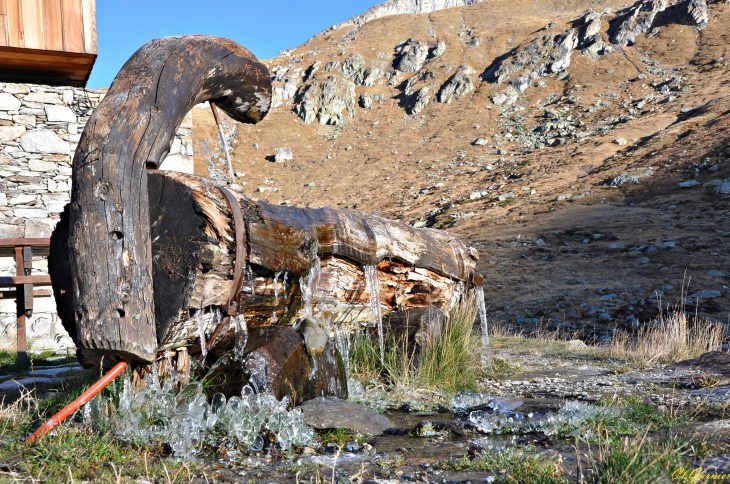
[363,265,384,362]
[233,314,248,361]
[475,286,489,347]
[282,272,288,301]
[196,310,207,362]
[246,265,254,293]
[272,271,281,322]
[300,255,321,319]
[335,328,350,378]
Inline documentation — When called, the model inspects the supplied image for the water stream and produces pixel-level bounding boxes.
[232,314,248,361]
[272,271,281,322]
[363,264,384,362]
[196,310,207,362]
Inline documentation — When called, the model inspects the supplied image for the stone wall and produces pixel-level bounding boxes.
[0,83,194,353]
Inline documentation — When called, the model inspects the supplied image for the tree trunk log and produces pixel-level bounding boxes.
[68,36,271,364]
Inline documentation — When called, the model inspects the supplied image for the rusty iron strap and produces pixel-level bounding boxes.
[217,186,248,316]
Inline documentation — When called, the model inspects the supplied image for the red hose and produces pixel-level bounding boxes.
[28,360,129,442]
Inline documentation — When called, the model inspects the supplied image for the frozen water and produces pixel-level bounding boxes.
[89,367,314,459]
[451,391,522,415]
[335,327,350,378]
[363,264,384,362]
[474,286,489,348]
[468,400,621,439]
[300,254,321,319]
[272,271,281,322]
[232,314,248,361]
[196,311,207,362]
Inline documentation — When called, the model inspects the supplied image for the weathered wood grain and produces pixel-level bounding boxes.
[68,36,271,363]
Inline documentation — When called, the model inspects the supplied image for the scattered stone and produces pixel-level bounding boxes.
[473,137,489,145]
[636,257,650,264]
[716,180,730,194]
[568,339,587,347]
[707,270,727,277]
[555,193,572,201]
[608,243,626,249]
[689,290,722,299]
[678,180,700,188]
[274,147,293,162]
[614,138,627,145]
[300,397,392,436]
[469,191,482,200]
[497,192,515,201]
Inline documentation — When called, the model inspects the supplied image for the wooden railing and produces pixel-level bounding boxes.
[0,238,53,362]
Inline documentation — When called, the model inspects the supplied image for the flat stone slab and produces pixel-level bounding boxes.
[300,396,392,436]
[667,352,730,376]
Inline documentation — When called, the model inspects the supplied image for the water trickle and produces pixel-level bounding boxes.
[363,264,384,362]
[282,272,288,300]
[300,255,321,319]
[272,271,281,322]
[196,310,207,362]
[474,286,489,348]
[335,327,350,378]
[246,264,254,293]
[232,314,248,361]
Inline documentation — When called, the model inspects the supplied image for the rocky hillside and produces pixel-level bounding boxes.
[192,0,730,341]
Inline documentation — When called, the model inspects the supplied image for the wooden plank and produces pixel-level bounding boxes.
[80,0,93,54]
[0,47,94,62]
[5,0,22,48]
[0,44,96,57]
[0,275,52,285]
[0,288,53,299]
[42,0,63,51]
[20,0,43,49]
[0,2,8,47]
[61,0,83,52]
[0,237,50,247]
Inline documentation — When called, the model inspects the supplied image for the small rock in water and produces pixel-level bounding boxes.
[300,397,392,436]
[274,147,293,162]
[297,317,328,355]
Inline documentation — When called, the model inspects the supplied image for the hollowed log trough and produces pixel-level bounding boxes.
[49,35,482,403]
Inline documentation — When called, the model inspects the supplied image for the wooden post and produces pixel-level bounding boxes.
[14,246,27,363]
[68,35,271,364]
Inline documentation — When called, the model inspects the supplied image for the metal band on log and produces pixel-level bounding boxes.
[68,35,271,363]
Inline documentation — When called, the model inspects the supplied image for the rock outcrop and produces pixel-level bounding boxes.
[295,76,357,125]
[611,0,667,46]
[321,0,485,35]
[394,39,430,73]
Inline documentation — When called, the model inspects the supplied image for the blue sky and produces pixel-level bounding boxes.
[88,0,381,88]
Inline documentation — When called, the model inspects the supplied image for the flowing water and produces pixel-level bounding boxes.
[300,255,321,319]
[363,264,384,362]
[474,286,489,348]
[272,271,281,322]
[196,310,207,362]
[232,314,248,361]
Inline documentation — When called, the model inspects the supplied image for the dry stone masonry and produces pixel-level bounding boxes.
[0,82,194,353]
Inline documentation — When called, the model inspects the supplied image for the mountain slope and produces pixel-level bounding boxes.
[192,0,730,339]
